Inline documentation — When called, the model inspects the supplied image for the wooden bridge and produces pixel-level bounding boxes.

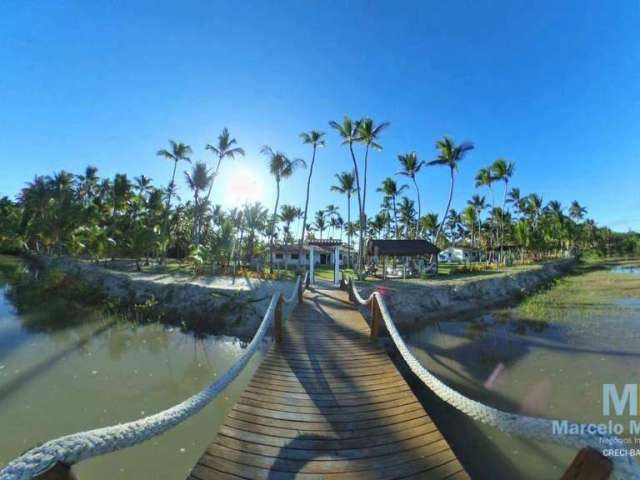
[27,277,613,480]
[187,284,469,480]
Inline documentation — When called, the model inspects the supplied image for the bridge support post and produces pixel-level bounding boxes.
[561,448,612,480]
[35,462,79,480]
[298,275,304,303]
[348,278,356,303]
[275,294,284,343]
[370,295,382,340]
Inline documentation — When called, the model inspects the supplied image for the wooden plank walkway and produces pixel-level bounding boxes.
[188,284,469,480]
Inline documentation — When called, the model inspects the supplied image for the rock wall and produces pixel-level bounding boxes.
[31,256,295,338]
[357,258,577,329]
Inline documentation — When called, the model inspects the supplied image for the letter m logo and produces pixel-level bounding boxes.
[603,384,638,416]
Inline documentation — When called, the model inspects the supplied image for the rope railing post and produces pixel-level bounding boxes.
[298,275,304,302]
[370,294,382,340]
[275,293,284,344]
[34,463,78,480]
[561,448,612,480]
[348,277,356,303]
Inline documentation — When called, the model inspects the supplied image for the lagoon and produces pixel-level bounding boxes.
[0,258,262,479]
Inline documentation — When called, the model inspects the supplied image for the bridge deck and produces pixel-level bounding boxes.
[188,285,468,480]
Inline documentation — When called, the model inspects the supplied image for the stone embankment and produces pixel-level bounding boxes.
[357,258,577,328]
[31,256,295,338]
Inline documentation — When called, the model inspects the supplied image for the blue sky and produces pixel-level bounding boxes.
[1,0,638,231]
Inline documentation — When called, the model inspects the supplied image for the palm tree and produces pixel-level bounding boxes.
[298,130,325,268]
[330,116,365,275]
[325,203,340,237]
[396,152,425,229]
[261,146,306,269]
[507,187,523,216]
[184,161,213,244]
[204,128,245,206]
[398,197,417,238]
[491,159,516,263]
[468,194,486,249]
[419,213,439,243]
[357,118,390,235]
[314,210,327,239]
[377,177,408,239]
[243,202,268,264]
[77,166,99,205]
[279,204,299,247]
[569,201,587,222]
[427,137,474,245]
[134,175,153,198]
[462,205,478,247]
[330,171,357,268]
[157,141,192,244]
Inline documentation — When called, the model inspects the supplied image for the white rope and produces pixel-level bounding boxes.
[283,275,301,304]
[352,282,640,479]
[0,275,307,480]
[349,278,374,306]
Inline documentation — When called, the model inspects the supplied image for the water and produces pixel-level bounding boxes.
[402,262,640,479]
[0,258,263,479]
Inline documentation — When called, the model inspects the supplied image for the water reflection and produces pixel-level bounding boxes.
[611,265,640,276]
[403,272,640,479]
[0,259,260,479]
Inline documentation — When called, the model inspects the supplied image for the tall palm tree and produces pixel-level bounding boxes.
[330,171,357,268]
[261,146,306,268]
[396,152,425,227]
[204,128,245,205]
[462,205,479,247]
[357,118,390,235]
[157,141,192,241]
[184,161,213,244]
[427,137,474,245]
[330,116,365,275]
[468,194,486,248]
[298,130,325,268]
[491,159,516,263]
[377,177,408,239]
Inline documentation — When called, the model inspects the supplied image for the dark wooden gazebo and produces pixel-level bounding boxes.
[366,239,440,279]
[367,239,440,257]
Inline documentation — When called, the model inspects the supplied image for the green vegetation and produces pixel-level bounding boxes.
[0,122,637,281]
[518,259,640,321]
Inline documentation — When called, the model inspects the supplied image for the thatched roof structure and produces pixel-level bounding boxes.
[366,239,440,257]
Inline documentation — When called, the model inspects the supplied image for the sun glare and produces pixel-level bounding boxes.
[221,165,264,207]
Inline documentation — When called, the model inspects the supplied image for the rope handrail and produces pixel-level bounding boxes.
[0,274,306,480]
[347,279,640,479]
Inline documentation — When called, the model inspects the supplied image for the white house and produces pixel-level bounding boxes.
[438,246,480,263]
[271,243,350,268]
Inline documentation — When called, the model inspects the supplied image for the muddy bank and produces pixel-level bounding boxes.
[30,255,296,338]
[357,258,577,329]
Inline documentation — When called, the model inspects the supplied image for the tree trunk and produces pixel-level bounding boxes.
[434,168,455,245]
[347,193,352,268]
[413,176,422,236]
[161,159,179,263]
[298,145,316,270]
[270,180,280,270]
[348,142,364,278]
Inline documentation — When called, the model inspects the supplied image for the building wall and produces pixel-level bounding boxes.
[272,250,347,267]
